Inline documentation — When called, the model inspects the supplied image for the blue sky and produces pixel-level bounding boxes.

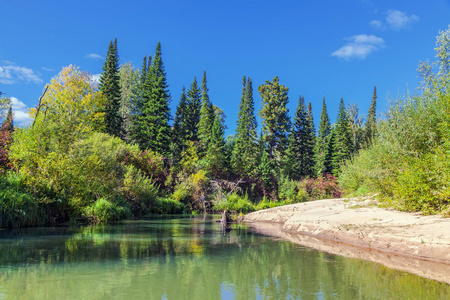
[1,0,450,136]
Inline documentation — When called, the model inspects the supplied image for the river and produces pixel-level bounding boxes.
[0,216,448,299]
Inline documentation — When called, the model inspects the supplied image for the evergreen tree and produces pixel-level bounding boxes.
[99,38,122,138]
[305,102,316,175]
[315,97,332,175]
[197,71,215,154]
[284,96,316,179]
[347,103,364,153]
[231,76,258,177]
[207,116,226,176]
[139,42,171,154]
[185,76,202,142]
[2,106,13,133]
[172,86,190,162]
[258,76,290,166]
[364,85,377,146]
[258,147,274,193]
[283,125,297,179]
[332,98,353,175]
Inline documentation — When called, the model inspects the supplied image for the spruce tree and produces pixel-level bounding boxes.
[365,85,377,146]
[207,116,226,177]
[139,42,171,154]
[130,56,150,145]
[185,76,202,142]
[315,97,332,175]
[332,98,353,175]
[305,102,316,175]
[172,86,190,162]
[283,125,297,179]
[258,76,290,166]
[231,76,258,177]
[347,103,364,153]
[284,96,316,179]
[2,106,13,132]
[99,38,123,138]
[197,71,215,154]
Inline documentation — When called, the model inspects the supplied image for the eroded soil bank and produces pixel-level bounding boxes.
[244,198,450,284]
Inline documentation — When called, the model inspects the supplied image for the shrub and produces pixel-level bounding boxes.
[298,175,342,200]
[122,165,159,216]
[213,193,255,214]
[0,172,44,228]
[152,197,186,214]
[84,196,131,223]
[278,176,308,204]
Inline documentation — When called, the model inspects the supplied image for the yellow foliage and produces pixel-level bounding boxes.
[32,65,106,140]
[191,169,208,187]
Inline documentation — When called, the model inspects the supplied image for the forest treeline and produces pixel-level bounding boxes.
[1,27,449,227]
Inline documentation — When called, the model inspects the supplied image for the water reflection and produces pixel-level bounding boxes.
[0,216,448,299]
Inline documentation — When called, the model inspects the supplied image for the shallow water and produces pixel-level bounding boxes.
[0,216,449,299]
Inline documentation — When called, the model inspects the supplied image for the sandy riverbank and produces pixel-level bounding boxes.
[244,198,450,284]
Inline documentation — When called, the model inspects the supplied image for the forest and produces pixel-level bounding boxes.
[1,27,449,227]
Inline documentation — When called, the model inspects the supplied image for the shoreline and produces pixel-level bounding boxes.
[244,198,450,284]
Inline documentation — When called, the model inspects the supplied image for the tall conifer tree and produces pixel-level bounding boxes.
[332,98,353,174]
[315,97,333,175]
[185,76,202,142]
[207,116,226,176]
[172,87,190,162]
[232,76,258,177]
[284,96,316,179]
[139,42,171,154]
[130,56,150,145]
[365,85,377,146]
[197,71,215,154]
[99,38,122,138]
[258,76,290,166]
[305,102,316,175]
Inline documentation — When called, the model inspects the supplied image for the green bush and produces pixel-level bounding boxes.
[152,197,186,214]
[278,176,308,204]
[0,172,44,228]
[254,197,284,210]
[213,193,255,214]
[84,196,131,223]
[122,165,159,215]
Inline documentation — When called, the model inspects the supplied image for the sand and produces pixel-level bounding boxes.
[244,198,450,284]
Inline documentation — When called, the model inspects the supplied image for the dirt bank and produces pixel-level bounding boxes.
[244,198,450,284]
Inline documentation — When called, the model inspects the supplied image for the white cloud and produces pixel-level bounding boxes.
[0,63,43,85]
[369,20,384,30]
[42,67,54,72]
[91,73,101,83]
[332,34,385,60]
[86,53,103,60]
[370,10,419,31]
[386,10,419,30]
[10,97,32,126]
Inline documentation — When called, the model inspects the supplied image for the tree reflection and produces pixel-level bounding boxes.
[0,217,448,299]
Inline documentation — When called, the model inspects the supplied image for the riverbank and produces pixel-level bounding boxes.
[244,197,450,284]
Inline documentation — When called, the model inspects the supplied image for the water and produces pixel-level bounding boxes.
[0,216,449,299]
